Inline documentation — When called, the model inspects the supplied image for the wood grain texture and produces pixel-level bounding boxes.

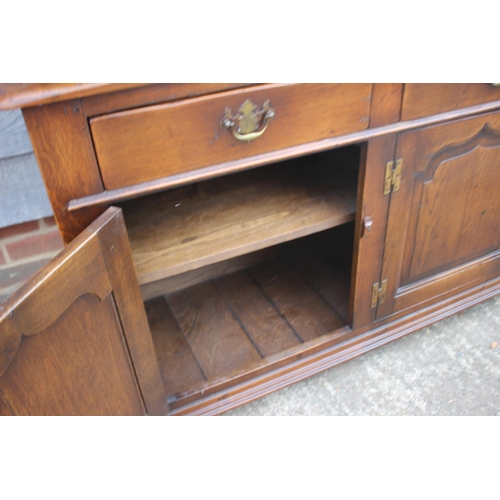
[82,83,258,117]
[0,208,162,416]
[407,147,500,280]
[349,137,396,328]
[286,239,352,323]
[394,251,500,314]
[140,247,278,300]
[97,208,169,415]
[146,297,205,395]
[214,271,301,356]
[121,155,358,285]
[90,83,372,190]
[378,111,500,319]
[147,233,351,404]
[370,83,403,127]
[167,280,262,380]
[249,260,345,341]
[70,98,500,212]
[170,276,500,415]
[0,293,145,416]
[22,101,105,243]
[0,235,111,376]
[0,83,146,109]
[139,225,353,300]
[402,84,500,120]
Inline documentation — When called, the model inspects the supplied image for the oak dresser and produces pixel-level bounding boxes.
[1,83,499,415]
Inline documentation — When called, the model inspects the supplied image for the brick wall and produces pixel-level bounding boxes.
[0,217,64,303]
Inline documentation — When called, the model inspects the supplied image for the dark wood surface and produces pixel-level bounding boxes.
[370,83,404,127]
[140,246,278,300]
[171,274,500,415]
[0,83,147,110]
[147,297,206,395]
[4,83,500,416]
[215,271,301,355]
[90,84,372,190]
[377,111,500,319]
[0,293,145,416]
[82,83,258,117]
[145,233,350,402]
[139,226,352,300]
[97,208,168,415]
[69,97,500,212]
[248,260,345,341]
[349,136,396,328]
[121,152,359,286]
[0,208,167,415]
[22,101,106,243]
[287,234,353,323]
[402,84,500,120]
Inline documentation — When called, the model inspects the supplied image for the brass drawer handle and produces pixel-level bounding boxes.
[220,99,275,142]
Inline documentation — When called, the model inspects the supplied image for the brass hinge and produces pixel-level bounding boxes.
[370,279,387,308]
[383,159,402,195]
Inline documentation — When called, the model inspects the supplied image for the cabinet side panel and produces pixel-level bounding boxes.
[22,101,106,243]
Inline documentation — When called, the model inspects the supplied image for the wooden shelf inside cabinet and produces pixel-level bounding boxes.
[146,229,354,407]
[119,150,360,289]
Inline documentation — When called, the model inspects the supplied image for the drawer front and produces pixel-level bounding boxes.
[90,83,372,190]
[402,83,500,120]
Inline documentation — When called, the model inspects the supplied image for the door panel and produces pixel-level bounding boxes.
[377,112,500,319]
[0,294,145,416]
[0,208,167,416]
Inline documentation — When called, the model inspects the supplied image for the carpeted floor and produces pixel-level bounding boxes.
[224,295,500,416]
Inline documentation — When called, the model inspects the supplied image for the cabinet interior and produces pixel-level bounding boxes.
[118,144,363,405]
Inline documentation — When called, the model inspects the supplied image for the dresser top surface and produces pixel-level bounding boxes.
[0,83,148,110]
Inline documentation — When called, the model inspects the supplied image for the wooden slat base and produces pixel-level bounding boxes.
[146,232,352,403]
[169,275,500,416]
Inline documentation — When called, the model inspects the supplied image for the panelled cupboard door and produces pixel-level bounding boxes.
[377,111,500,319]
[0,208,167,416]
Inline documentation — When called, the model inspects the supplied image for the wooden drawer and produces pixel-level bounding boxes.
[402,83,500,120]
[90,83,372,190]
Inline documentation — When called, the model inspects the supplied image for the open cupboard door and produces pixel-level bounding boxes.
[0,208,167,416]
[376,111,500,320]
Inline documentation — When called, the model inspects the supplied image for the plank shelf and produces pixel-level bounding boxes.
[120,150,359,288]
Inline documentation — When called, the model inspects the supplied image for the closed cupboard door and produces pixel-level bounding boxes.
[0,208,167,416]
[377,111,500,319]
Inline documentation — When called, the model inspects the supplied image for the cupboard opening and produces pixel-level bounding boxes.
[117,144,364,404]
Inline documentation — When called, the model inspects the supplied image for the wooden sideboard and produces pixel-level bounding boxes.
[1,83,500,415]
